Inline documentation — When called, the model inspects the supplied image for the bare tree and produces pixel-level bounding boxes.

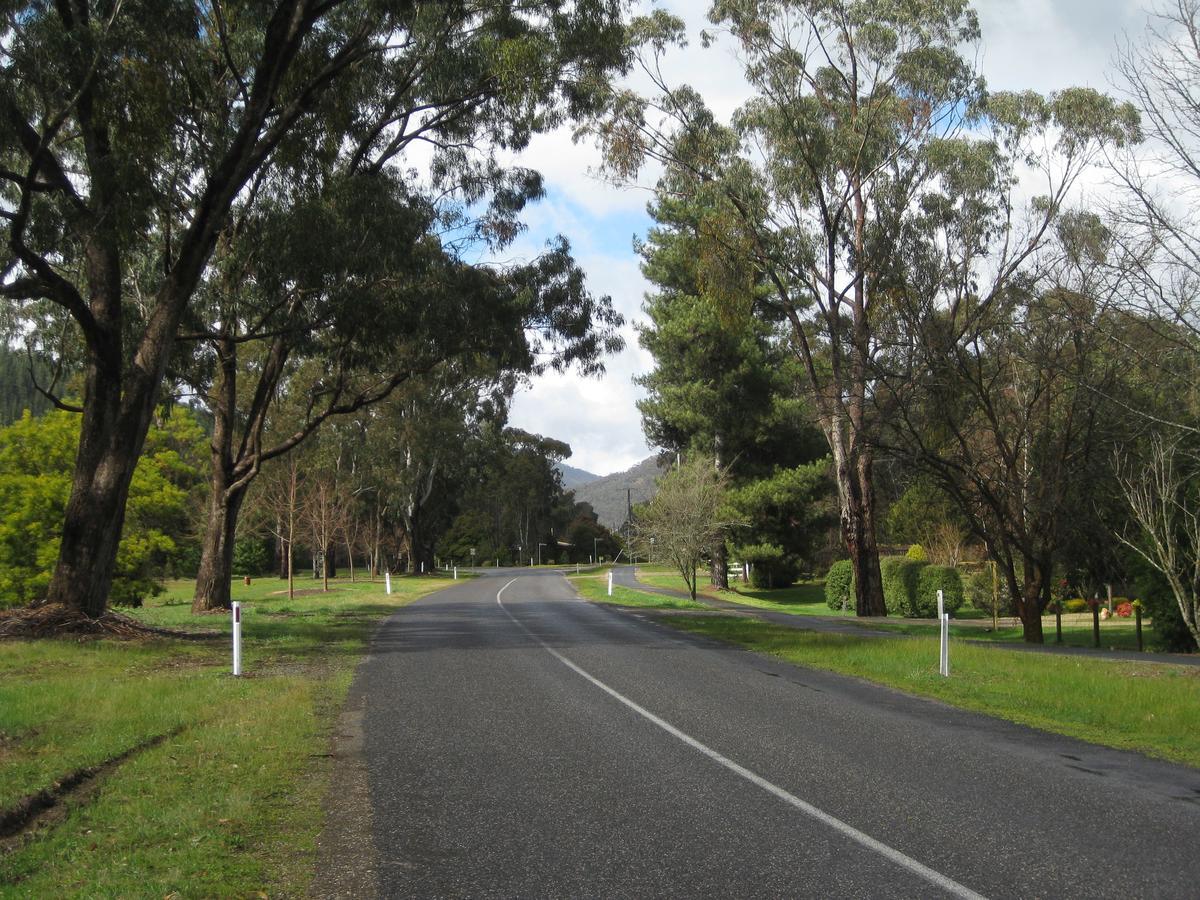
[257,452,306,603]
[304,471,341,593]
[1115,436,1200,648]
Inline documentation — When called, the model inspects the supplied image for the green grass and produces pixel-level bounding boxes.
[0,574,447,897]
[569,571,708,610]
[634,568,1162,652]
[667,616,1200,768]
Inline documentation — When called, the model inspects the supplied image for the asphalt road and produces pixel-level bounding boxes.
[357,569,1200,898]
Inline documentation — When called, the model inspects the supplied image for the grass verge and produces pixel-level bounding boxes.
[666,615,1200,768]
[0,574,446,897]
[568,572,708,610]
[632,568,1167,652]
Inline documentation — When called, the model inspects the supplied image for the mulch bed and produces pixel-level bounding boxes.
[0,604,212,641]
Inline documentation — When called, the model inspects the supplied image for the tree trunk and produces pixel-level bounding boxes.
[711,540,729,590]
[44,355,156,618]
[193,336,248,613]
[710,436,729,590]
[325,545,336,579]
[1017,558,1049,644]
[277,515,287,579]
[838,443,887,616]
[192,484,248,613]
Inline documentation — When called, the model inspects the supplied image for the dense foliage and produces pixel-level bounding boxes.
[0,409,205,607]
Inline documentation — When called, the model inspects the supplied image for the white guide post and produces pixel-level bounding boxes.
[937,589,949,677]
[232,602,242,677]
[420,562,424,574]
[385,570,392,595]
[454,566,458,580]
[608,570,613,596]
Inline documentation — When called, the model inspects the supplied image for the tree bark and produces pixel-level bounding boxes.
[44,366,138,617]
[711,540,729,590]
[192,484,248,613]
[834,436,887,617]
[193,334,248,613]
[44,315,169,617]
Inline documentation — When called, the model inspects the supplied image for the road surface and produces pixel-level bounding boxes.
[350,568,1200,898]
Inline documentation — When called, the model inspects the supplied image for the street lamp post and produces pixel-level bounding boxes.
[537,542,545,566]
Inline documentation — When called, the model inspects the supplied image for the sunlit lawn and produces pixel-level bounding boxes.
[0,574,447,897]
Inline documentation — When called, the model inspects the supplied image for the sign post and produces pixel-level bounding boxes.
[232,602,242,677]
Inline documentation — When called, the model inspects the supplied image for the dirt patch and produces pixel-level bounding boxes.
[0,604,212,642]
[309,664,379,897]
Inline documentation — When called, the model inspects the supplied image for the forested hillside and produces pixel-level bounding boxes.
[572,456,664,530]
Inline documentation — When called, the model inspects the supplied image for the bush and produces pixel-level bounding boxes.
[880,556,926,616]
[741,543,799,589]
[916,565,964,617]
[825,559,855,610]
[905,543,927,562]
[233,537,271,577]
[1063,598,1088,613]
[1116,601,1133,618]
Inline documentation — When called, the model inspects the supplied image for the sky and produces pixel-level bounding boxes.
[504,0,1153,477]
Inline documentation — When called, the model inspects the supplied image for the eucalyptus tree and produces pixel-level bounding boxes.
[366,363,509,575]
[596,1,1139,618]
[0,0,632,618]
[597,1,989,614]
[184,166,623,610]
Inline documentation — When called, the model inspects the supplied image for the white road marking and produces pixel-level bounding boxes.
[496,578,987,900]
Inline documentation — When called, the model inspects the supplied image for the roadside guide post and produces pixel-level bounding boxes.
[232,602,242,677]
[385,570,392,595]
[608,570,613,597]
[937,589,949,677]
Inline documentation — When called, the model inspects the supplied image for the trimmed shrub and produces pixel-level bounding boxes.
[825,559,855,610]
[916,564,964,617]
[741,543,798,589]
[905,543,927,562]
[880,556,926,616]
[1063,598,1088,613]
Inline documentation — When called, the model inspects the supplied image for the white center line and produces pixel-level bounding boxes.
[496,578,987,900]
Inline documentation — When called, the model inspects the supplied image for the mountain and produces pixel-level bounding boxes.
[556,461,600,489]
[571,456,665,529]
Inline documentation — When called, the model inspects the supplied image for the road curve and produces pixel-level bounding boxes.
[357,569,1200,898]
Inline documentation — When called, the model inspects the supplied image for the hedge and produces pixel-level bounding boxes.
[880,556,925,616]
[916,564,964,616]
[825,559,855,610]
